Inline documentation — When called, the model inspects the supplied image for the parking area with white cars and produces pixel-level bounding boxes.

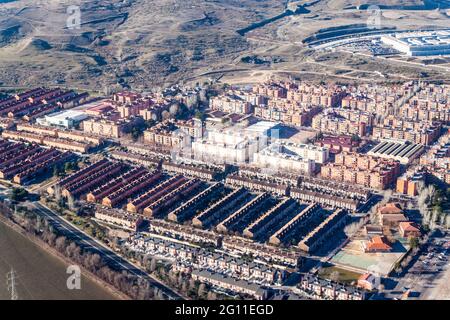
[387,230,450,300]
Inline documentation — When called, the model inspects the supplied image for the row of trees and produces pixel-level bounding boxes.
[417,184,450,230]
[0,201,163,300]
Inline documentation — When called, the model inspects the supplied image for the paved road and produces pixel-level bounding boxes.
[386,231,450,300]
[419,234,450,300]
[30,201,184,300]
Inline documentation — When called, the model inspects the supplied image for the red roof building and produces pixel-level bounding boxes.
[378,202,403,215]
[357,273,377,291]
[362,236,392,253]
[399,222,421,238]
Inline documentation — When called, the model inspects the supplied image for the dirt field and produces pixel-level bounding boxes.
[0,0,449,89]
[0,220,116,300]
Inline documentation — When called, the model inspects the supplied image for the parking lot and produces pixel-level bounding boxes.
[386,230,450,300]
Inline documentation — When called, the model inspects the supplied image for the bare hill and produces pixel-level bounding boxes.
[0,0,449,90]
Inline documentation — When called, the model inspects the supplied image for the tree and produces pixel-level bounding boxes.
[64,161,78,172]
[207,291,217,300]
[409,237,420,249]
[149,258,157,272]
[131,126,142,140]
[316,132,324,140]
[53,165,63,177]
[67,194,76,211]
[188,278,196,290]
[199,89,208,103]
[168,270,177,284]
[329,271,340,282]
[181,280,188,294]
[169,103,179,116]
[344,220,364,237]
[198,283,206,297]
[162,110,171,120]
[11,188,29,202]
[145,119,156,128]
[43,230,57,246]
[55,236,67,252]
[351,134,361,142]
[195,110,206,121]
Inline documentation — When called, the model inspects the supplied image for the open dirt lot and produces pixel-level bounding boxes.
[0,0,449,90]
[0,220,116,300]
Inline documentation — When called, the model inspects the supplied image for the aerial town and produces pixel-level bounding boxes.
[0,78,449,301]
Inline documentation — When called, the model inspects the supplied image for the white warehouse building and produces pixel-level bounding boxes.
[381,30,450,56]
[36,110,89,129]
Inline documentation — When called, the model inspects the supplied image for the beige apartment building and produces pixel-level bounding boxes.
[82,119,127,138]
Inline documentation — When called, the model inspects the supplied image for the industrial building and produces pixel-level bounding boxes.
[36,110,89,129]
[367,140,424,165]
[381,30,450,56]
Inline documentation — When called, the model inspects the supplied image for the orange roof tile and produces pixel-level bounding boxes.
[379,202,403,215]
[366,236,392,251]
[399,222,420,233]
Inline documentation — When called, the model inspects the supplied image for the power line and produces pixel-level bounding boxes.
[6,268,19,300]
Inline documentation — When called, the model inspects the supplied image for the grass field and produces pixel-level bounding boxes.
[318,264,362,284]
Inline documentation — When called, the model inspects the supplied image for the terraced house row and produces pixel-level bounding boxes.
[128,235,282,284]
[167,182,224,223]
[192,187,252,229]
[225,172,369,210]
[55,159,163,207]
[2,130,96,153]
[0,139,74,184]
[298,209,348,253]
[12,123,103,152]
[103,171,162,208]
[299,274,367,300]
[172,184,348,253]
[0,87,88,119]
[144,217,303,269]
[55,159,209,218]
[52,156,352,253]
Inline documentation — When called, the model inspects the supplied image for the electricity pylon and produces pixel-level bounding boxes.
[6,268,18,300]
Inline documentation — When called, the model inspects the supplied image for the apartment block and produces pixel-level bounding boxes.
[210,93,253,114]
[321,152,400,190]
